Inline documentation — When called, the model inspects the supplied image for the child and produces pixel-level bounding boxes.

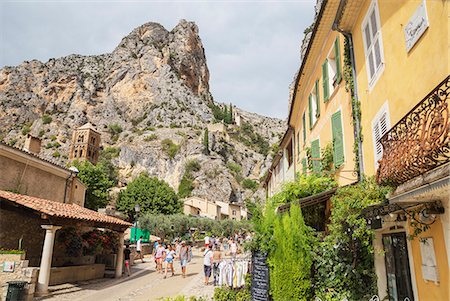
[124,243,131,276]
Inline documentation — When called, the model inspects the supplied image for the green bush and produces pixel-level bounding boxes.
[144,134,158,142]
[108,123,123,141]
[242,178,258,191]
[50,135,57,141]
[226,161,241,174]
[8,138,17,146]
[117,173,181,217]
[21,125,31,136]
[42,114,52,124]
[185,159,201,173]
[52,151,61,158]
[161,139,180,159]
[38,129,45,137]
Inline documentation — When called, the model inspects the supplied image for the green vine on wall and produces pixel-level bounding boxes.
[343,36,363,176]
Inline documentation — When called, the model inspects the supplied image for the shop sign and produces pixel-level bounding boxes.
[404,0,429,52]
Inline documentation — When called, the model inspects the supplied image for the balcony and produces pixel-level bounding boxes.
[377,76,450,185]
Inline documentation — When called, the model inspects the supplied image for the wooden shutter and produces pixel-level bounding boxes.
[322,60,329,102]
[311,139,321,173]
[373,110,389,165]
[302,113,306,144]
[308,94,313,129]
[335,37,342,84]
[331,111,344,167]
[315,80,320,118]
[302,158,307,174]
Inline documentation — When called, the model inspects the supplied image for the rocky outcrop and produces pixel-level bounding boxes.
[0,20,285,205]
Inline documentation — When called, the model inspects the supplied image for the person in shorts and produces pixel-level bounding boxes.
[155,241,165,273]
[136,236,144,263]
[179,241,189,278]
[164,244,176,278]
[203,245,213,285]
[124,243,131,276]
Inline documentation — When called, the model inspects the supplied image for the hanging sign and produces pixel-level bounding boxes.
[251,251,270,301]
[2,261,15,272]
[404,0,429,52]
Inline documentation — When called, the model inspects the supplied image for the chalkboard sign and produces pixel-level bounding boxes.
[251,251,270,301]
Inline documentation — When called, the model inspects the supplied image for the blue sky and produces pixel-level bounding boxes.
[0,1,316,119]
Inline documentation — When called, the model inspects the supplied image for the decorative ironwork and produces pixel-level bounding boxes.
[377,75,450,185]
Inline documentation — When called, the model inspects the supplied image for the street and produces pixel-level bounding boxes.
[35,249,214,301]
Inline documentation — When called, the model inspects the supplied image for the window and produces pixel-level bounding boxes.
[323,37,342,101]
[286,139,293,167]
[309,84,320,128]
[362,0,384,88]
[232,210,236,216]
[311,139,321,173]
[372,102,390,168]
[331,111,344,168]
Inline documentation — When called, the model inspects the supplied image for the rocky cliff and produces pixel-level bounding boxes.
[0,20,285,205]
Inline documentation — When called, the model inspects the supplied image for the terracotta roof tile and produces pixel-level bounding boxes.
[0,190,132,228]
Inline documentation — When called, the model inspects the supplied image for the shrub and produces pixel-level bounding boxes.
[161,139,180,159]
[108,123,122,141]
[8,139,17,146]
[38,129,45,137]
[242,178,258,191]
[144,134,158,142]
[50,135,57,141]
[117,173,181,217]
[185,159,201,173]
[21,125,31,136]
[42,114,52,124]
[52,151,61,158]
[226,161,241,174]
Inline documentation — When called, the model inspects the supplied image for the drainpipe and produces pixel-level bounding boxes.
[332,5,365,182]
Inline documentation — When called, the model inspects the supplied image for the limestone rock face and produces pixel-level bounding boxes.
[0,20,285,206]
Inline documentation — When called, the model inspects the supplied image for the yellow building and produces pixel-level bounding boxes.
[336,1,449,300]
[289,1,359,186]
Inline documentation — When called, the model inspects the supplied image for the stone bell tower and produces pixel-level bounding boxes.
[69,123,101,164]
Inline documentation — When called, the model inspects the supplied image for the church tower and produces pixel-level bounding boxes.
[69,123,101,164]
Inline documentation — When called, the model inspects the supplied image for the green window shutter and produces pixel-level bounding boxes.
[322,60,329,102]
[308,94,313,129]
[311,139,321,173]
[302,113,306,144]
[335,37,342,84]
[331,111,344,167]
[315,80,320,118]
[302,158,307,174]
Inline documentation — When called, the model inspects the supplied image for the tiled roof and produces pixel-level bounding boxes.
[0,190,132,228]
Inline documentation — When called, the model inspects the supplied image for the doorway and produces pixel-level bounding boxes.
[382,232,415,301]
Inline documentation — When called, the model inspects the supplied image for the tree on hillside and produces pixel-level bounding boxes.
[223,106,229,123]
[116,173,181,217]
[203,128,209,155]
[229,103,234,123]
[71,160,114,210]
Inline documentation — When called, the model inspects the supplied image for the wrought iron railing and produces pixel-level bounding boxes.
[377,75,450,185]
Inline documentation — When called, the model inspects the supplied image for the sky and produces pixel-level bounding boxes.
[0,1,316,119]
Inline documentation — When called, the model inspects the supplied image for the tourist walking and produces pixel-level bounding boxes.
[203,245,214,285]
[136,236,144,263]
[212,244,222,285]
[164,244,176,279]
[153,240,159,269]
[230,238,238,259]
[124,243,131,276]
[155,241,166,273]
[179,241,189,278]
[204,235,210,248]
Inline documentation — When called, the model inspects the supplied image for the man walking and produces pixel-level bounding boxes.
[179,241,189,278]
[136,236,144,263]
[203,244,214,285]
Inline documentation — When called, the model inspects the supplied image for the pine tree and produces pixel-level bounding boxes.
[223,106,229,124]
[229,103,234,124]
[203,128,209,154]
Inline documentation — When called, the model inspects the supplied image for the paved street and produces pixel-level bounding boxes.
[35,249,215,301]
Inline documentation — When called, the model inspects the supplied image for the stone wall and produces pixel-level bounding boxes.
[0,208,45,267]
[0,253,38,301]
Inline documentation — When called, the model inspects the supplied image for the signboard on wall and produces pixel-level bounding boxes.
[420,237,439,283]
[2,261,15,272]
[404,0,429,52]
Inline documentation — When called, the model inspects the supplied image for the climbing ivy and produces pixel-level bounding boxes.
[343,36,363,176]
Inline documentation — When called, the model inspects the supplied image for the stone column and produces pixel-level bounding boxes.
[115,232,125,278]
[36,225,61,295]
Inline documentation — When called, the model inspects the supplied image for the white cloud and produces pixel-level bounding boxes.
[0,1,315,118]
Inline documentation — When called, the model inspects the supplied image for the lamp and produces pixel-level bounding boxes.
[134,204,141,243]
